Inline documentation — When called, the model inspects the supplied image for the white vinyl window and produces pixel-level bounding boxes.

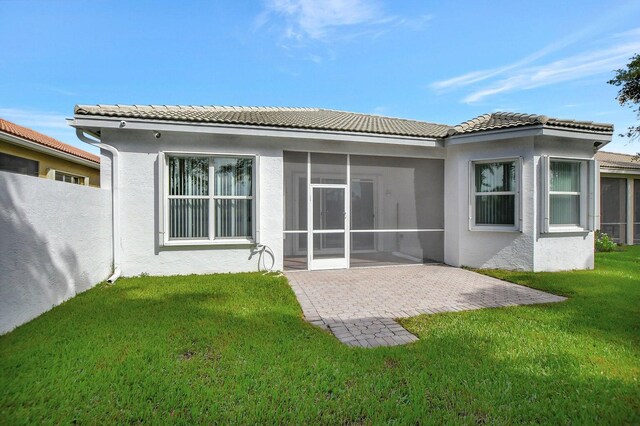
[470,159,520,231]
[542,156,596,233]
[48,170,88,185]
[165,155,254,244]
[549,160,584,228]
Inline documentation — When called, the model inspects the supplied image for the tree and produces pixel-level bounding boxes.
[608,54,640,142]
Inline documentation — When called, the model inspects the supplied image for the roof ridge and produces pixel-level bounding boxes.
[452,111,611,135]
[316,107,451,127]
[85,104,322,112]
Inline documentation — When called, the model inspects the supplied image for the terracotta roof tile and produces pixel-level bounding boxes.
[0,118,99,164]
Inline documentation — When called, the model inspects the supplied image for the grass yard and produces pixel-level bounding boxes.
[1,248,639,424]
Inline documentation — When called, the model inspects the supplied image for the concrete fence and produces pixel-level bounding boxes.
[0,171,112,334]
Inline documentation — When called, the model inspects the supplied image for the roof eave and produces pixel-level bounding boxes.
[0,130,100,169]
[447,124,612,146]
[70,115,446,148]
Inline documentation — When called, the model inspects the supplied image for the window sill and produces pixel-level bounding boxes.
[163,238,256,247]
[545,226,590,234]
[470,226,521,233]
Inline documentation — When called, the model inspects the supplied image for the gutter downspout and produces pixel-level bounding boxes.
[76,128,121,283]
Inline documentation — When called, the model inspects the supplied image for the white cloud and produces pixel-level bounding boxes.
[0,107,96,153]
[0,108,69,129]
[263,0,383,40]
[430,22,617,92]
[429,21,640,104]
[462,41,640,103]
[260,0,431,43]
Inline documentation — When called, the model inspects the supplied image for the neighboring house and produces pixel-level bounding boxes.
[70,105,613,275]
[596,151,640,245]
[0,118,100,186]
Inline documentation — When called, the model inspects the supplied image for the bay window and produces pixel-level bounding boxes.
[165,154,254,244]
[471,159,520,230]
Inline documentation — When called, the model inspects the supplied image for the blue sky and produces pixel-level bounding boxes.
[1,0,639,154]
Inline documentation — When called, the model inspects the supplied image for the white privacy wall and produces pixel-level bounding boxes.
[0,171,112,334]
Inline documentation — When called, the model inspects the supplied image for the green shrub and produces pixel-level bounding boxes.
[595,231,618,252]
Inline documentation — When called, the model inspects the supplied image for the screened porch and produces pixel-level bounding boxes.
[283,152,444,271]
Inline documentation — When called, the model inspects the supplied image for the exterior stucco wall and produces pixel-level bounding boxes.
[444,137,535,270]
[532,136,596,271]
[0,139,100,186]
[0,171,112,334]
[100,128,446,276]
[445,134,598,271]
[101,129,284,276]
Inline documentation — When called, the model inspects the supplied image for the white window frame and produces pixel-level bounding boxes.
[469,157,522,232]
[160,152,257,247]
[541,156,596,233]
[46,169,89,186]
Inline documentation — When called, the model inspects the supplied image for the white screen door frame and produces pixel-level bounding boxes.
[309,183,349,270]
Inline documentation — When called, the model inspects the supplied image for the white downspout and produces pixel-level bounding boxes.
[75,128,121,283]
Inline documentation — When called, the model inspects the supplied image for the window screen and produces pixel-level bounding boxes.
[0,152,38,176]
[600,177,626,242]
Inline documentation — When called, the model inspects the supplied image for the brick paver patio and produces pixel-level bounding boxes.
[285,264,566,348]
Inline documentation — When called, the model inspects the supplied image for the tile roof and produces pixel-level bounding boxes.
[74,105,453,138]
[595,151,640,170]
[74,105,615,140]
[452,112,613,135]
[0,118,100,164]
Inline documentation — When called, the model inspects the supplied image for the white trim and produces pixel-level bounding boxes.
[599,168,640,176]
[71,117,443,148]
[254,155,261,245]
[162,153,257,246]
[447,125,611,146]
[0,130,100,169]
[469,157,521,232]
[543,156,594,233]
[627,177,633,245]
[309,183,348,270]
[163,238,255,247]
[346,154,351,268]
[349,228,444,233]
[158,152,166,247]
[589,159,598,231]
[45,168,90,186]
[306,152,312,268]
[312,229,347,234]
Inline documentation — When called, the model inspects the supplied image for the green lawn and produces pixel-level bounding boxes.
[1,249,639,424]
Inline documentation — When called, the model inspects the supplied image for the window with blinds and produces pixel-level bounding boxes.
[167,155,253,241]
[471,160,519,229]
[549,160,581,226]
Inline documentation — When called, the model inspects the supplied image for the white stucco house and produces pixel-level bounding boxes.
[69,105,614,277]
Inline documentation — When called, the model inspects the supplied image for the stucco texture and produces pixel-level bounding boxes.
[0,171,112,334]
[0,139,100,187]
